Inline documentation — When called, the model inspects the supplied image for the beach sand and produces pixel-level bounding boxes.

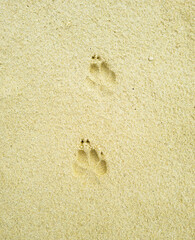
[0,1,194,239]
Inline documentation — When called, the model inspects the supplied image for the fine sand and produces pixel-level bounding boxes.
[0,1,194,239]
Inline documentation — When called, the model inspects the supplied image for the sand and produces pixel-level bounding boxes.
[0,1,194,239]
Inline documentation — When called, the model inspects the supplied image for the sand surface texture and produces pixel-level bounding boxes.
[0,1,194,239]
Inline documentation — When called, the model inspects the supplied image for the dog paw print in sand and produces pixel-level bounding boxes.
[72,139,107,185]
[86,55,116,95]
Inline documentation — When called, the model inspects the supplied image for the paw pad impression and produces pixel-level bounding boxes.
[86,55,116,94]
[72,139,107,180]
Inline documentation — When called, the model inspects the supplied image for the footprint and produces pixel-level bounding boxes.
[77,150,88,168]
[89,148,100,168]
[72,162,87,177]
[86,55,116,95]
[95,160,107,176]
[72,139,107,185]
[100,61,116,84]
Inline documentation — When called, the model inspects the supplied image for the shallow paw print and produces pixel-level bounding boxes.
[72,139,107,185]
[86,54,116,95]
[89,149,107,176]
[72,162,87,177]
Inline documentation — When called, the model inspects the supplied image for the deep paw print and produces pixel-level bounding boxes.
[72,139,107,184]
[86,55,116,95]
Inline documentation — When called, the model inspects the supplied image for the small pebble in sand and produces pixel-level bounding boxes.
[148,56,154,61]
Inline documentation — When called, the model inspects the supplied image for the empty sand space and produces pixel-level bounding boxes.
[0,1,194,239]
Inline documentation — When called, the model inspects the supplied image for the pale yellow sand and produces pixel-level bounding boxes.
[0,1,194,239]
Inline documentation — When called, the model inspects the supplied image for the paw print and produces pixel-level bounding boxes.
[86,55,116,95]
[72,139,107,184]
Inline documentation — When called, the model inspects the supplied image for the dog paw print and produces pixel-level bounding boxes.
[72,139,107,184]
[86,55,116,95]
